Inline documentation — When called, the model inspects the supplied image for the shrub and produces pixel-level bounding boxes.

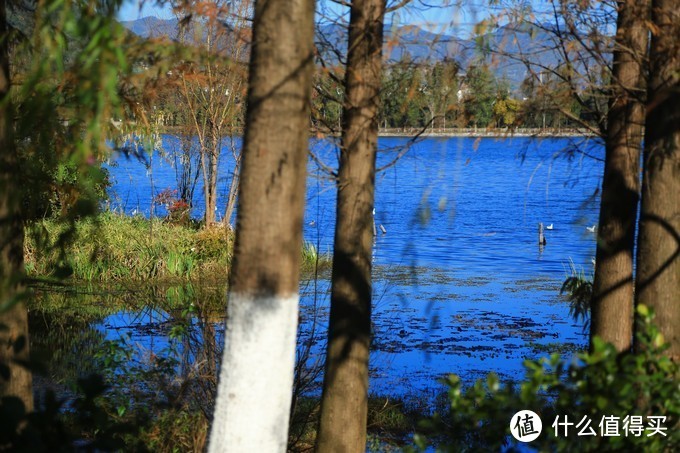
[412,306,679,452]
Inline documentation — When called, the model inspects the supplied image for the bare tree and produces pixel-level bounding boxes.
[477,0,618,136]
[635,0,680,360]
[208,0,315,450]
[316,0,387,451]
[174,0,251,226]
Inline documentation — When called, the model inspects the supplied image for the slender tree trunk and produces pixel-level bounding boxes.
[316,0,386,451]
[590,0,649,352]
[208,0,315,450]
[0,0,33,411]
[209,148,218,223]
[224,157,240,227]
[200,149,215,226]
[200,136,219,226]
[635,0,680,360]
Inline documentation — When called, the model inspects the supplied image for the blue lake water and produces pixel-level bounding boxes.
[103,135,604,395]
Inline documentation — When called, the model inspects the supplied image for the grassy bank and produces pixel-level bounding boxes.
[139,394,422,452]
[288,395,423,451]
[25,213,329,282]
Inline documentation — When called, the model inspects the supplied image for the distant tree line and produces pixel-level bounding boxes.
[152,55,594,133]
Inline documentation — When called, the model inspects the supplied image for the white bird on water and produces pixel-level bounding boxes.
[587,225,597,233]
[546,224,554,230]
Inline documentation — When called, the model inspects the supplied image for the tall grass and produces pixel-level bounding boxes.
[25,213,330,282]
[301,241,332,276]
[25,213,231,282]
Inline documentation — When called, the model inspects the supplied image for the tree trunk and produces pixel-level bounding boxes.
[590,0,649,352]
[209,148,219,223]
[224,160,240,228]
[202,146,219,226]
[0,0,33,411]
[635,0,680,360]
[201,153,215,226]
[208,0,315,450]
[316,0,385,451]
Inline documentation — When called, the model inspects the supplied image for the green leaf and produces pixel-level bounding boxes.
[637,304,649,317]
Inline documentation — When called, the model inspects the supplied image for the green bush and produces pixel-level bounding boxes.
[412,306,679,452]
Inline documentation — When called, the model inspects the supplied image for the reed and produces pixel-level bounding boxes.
[560,258,593,327]
[300,241,332,276]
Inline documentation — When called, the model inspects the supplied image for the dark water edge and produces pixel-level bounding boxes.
[25,257,587,452]
[28,262,587,403]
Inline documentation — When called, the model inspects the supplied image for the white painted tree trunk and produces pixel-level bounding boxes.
[209,293,299,452]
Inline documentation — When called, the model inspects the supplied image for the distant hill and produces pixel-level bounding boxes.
[120,16,180,39]
[122,16,566,90]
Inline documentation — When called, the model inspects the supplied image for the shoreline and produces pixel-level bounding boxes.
[159,126,598,138]
[377,127,597,138]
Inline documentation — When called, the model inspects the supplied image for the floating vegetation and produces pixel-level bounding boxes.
[526,341,586,355]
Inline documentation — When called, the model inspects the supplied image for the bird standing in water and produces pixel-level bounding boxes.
[538,223,547,245]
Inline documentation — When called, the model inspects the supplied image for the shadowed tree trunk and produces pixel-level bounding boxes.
[223,155,240,227]
[635,0,680,360]
[208,0,315,450]
[316,0,386,451]
[0,0,33,411]
[201,144,219,225]
[590,0,649,352]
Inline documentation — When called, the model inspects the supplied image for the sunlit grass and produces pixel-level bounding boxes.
[25,213,329,282]
[301,241,332,276]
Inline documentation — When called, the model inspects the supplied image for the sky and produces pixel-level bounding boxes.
[116,0,506,37]
[118,0,175,22]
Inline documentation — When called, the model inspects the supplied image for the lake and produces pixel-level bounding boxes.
[38,135,605,399]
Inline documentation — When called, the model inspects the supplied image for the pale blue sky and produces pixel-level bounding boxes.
[116,0,560,40]
[119,0,174,21]
[117,0,508,37]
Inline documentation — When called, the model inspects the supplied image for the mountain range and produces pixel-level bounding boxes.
[121,17,565,89]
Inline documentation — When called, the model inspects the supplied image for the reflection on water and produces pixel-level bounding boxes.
[35,137,600,400]
[30,269,586,401]
[30,283,228,419]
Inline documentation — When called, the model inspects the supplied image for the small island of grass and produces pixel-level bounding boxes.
[24,212,330,283]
